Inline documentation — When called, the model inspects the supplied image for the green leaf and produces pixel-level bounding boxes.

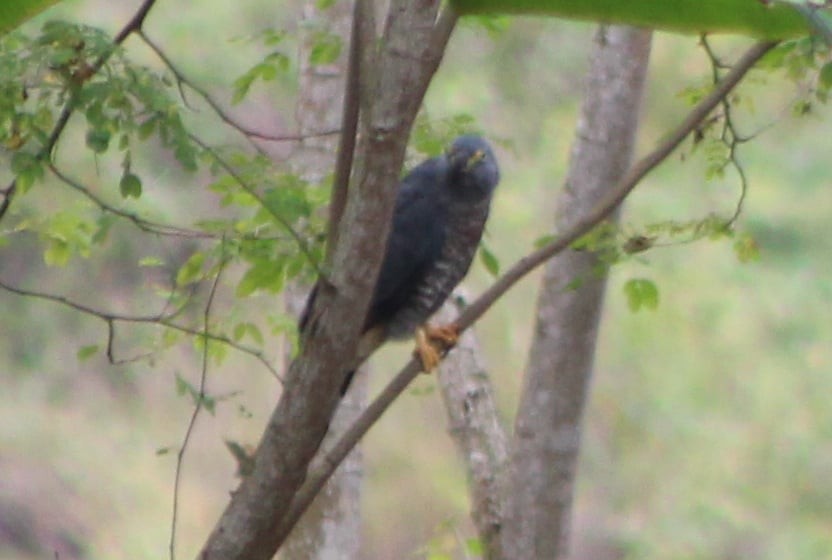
[451,0,810,39]
[533,233,556,249]
[309,33,342,65]
[85,127,111,154]
[465,538,485,556]
[119,172,142,198]
[479,243,500,278]
[77,344,99,361]
[819,61,832,90]
[176,251,206,286]
[0,1,61,35]
[44,238,71,267]
[236,260,284,297]
[175,373,189,396]
[733,232,761,263]
[623,278,660,312]
[234,322,264,345]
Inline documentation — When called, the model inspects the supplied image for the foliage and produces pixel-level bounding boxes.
[452,0,820,40]
[0,0,61,36]
[0,18,340,378]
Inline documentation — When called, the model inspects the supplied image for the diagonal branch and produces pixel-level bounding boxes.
[281,39,779,530]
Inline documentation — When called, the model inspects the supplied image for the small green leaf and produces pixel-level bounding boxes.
[236,260,284,297]
[465,538,485,556]
[85,128,111,153]
[119,172,142,198]
[819,61,832,90]
[479,243,500,278]
[533,233,556,249]
[44,238,71,266]
[155,447,173,456]
[233,322,264,345]
[733,232,760,263]
[176,251,206,286]
[77,344,99,361]
[309,33,342,65]
[233,323,246,342]
[623,278,659,312]
[175,373,189,396]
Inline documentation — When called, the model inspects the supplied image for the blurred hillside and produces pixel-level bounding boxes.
[1,1,831,559]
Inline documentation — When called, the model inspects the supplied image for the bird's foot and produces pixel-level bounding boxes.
[414,323,460,372]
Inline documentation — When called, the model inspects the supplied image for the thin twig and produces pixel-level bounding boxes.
[279,39,779,533]
[48,164,222,239]
[140,30,340,147]
[700,35,752,227]
[169,243,228,560]
[0,277,281,380]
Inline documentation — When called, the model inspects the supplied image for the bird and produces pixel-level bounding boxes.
[301,135,500,392]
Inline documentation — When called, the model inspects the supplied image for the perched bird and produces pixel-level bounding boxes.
[301,135,500,391]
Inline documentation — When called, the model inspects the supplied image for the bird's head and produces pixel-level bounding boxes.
[445,135,500,199]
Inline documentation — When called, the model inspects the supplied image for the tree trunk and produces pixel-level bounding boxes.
[282,2,365,559]
[435,296,508,560]
[502,25,652,559]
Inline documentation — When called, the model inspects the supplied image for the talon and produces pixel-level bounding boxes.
[426,323,459,346]
[413,323,460,373]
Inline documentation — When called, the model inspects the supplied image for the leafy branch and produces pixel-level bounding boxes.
[0,0,159,222]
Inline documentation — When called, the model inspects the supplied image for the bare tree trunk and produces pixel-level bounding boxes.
[282,2,365,559]
[503,25,652,559]
[435,296,508,560]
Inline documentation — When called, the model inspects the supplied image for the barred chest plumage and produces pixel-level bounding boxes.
[384,195,492,339]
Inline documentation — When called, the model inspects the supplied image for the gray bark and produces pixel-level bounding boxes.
[435,295,508,560]
[503,25,652,559]
[282,2,365,559]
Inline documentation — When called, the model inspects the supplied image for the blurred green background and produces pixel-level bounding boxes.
[2,1,832,559]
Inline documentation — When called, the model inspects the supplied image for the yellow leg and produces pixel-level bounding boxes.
[414,323,460,372]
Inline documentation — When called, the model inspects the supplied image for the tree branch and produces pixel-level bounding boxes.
[279,39,779,532]
[325,0,365,259]
[435,297,508,560]
[0,277,281,380]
